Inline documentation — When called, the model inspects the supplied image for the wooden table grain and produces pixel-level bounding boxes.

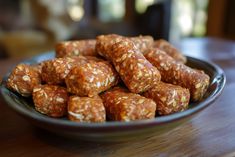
[1,38,235,157]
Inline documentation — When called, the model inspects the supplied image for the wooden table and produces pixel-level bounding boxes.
[1,38,235,157]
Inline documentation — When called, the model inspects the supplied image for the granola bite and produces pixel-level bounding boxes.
[96,35,161,93]
[68,96,106,122]
[96,34,154,58]
[111,39,161,93]
[153,39,187,63]
[32,85,69,117]
[143,82,190,115]
[55,39,97,58]
[7,64,41,97]
[101,87,156,121]
[32,63,42,75]
[96,34,124,60]
[65,61,119,97]
[129,35,154,53]
[41,56,90,85]
[144,48,210,101]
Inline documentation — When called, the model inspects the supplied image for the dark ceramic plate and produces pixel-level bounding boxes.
[0,52,226,142]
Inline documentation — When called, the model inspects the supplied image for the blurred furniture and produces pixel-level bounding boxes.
[0,0,75,59]
[0,31,54,58]
[0,0,172,59]
[207,0,235,40]
[137,0,171,40]
[1,37,235,156]
[76,0,172,39]
[0,43,8,59]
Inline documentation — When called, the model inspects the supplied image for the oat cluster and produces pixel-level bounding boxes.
[6,34,210,122]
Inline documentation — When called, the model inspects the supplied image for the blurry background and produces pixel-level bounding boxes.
[0,0,234,59]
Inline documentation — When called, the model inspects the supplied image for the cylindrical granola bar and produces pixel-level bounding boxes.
[68,96,105,122]
[144,48,210,101]
[153,39,187,63]
[7,64,41,97]
[96,35,161,93]
[101,87,156,121]
[32,85,68,117]
[65,61,119,97]
[143,82,190,115]
[41,56,91,85]
[129,35,154,53]
[55,39,97,58]
[112,39,161,93]
[96,34,154,58]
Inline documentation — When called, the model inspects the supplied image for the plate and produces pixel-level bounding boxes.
[0,52,226,142]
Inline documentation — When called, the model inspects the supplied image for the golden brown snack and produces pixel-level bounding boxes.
[41,56,91,85]
[68,96,105,122]
[96,35,161,93]
[143,82,190,115]
[65,61,119,97]
[153,39,186,63]
[55,39,97,58]
[96,34,124,60]
[32,63,42,75]
[96,34,154,58]
[101,87,156,121]
[129,35,154,53]
[144,48,210,101]
[32,85,68,117]
[7,64,41,97]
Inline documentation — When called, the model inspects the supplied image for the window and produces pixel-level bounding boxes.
[135,0,155,14]
[170,0,209,41]
[98,0,125,22]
